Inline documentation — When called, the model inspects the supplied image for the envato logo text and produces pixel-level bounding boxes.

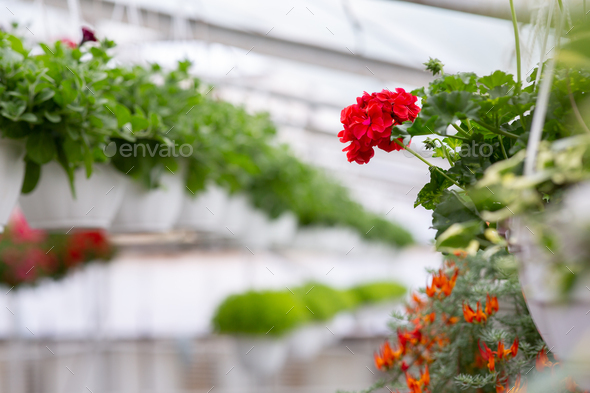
[103,141,193,158]
[403,141,495,159]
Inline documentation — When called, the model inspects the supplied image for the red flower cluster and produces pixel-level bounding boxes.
[338,88,420,164]
[0,211,114,287]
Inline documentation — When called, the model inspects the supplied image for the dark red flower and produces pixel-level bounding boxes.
[339,88,420,164]
[80,27,97,46]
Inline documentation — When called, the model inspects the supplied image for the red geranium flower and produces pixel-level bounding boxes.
[339,88,420,164]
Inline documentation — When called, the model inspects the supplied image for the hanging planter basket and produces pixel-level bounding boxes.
[514,216,590,388]
[287,323,326,361]
[235,336,289,376]
[110,172,184,233]
[19,162,126,230]
[0,139,25,232]
[176,185,229,232]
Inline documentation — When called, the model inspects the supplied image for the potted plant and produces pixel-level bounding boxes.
[332,1,590,388]
[103,63,197,233]
[212,290,307,376]
[289,283,355,360]
[0,30,127,230]
[176,184,229,233]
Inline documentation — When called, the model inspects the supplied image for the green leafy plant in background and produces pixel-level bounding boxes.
[212,281,406,336]
[0,30,118,194]
[349,282,407,305]
[295,283,357,321]
[212,290,308,337]
[0,29,413,246]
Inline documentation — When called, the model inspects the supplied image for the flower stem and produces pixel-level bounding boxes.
[509,0,522,87]
[499,137,508,159]
[566,69,590,134]
[472,119,519,139]
[393,139,464,189]
[451,124,471,139]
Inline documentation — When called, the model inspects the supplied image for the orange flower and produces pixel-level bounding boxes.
[495,338,518,360]
[536,348,554,372]
[421,365,430,387]
[565,376,578,392]
[475,301,488,323]
[423,312,436,325]
[512,375,527,393]
[478,340,496,372]
[426,268,459,298]
[425,284,436,298]
[406,374,423,393]
[485,293,499,316]
[374,341,402,371]
[442,313,459,325]
[405,366,430,393]
[453,249,467,258]
[510,337,519,358]
[463,303,476,323]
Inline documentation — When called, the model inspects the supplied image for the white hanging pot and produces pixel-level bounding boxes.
[19,161,126,230]
[515,58,590,388]
[0,139,26,232]
[235,336,289,376]
[110,171,184,233]
[288,324,326,361]
[269,212,298,248]
[176,185,228,232]
[515,212,590,387]
[220,194,251,239]
[239,208,273,250]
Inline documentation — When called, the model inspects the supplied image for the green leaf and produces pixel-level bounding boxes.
[414,167,454,210]
[114,103,131,128]
[63,135,83,163]
[21,159,41,194]
[131,115,149,132]
[19,113,38,123]
[436,220,484,250]
[432,191,480,240]
[44,111,61,123]
[420,91,480,134]
[26,132,56,164]
[7,35,28,56]
[34,88,55,104]
[59,80,77,106]
[478,70,515,95]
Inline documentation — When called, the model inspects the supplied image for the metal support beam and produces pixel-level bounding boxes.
[389,0,533,22]
[32,0,433,86]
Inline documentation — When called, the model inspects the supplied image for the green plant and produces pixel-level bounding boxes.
[295,283,356,322]
[343,252,545,393]
[349,282,406,304]
[0,31,118,194]
[212,290,308,337]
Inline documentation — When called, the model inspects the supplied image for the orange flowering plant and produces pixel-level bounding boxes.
[345,251,551,393]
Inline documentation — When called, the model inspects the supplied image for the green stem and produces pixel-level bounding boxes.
[393,139,464,189]
[451,124,471,139]
[499,137,508,159]
[509,0,522,87]
[472,119,519,139]
[433,138,455,166]
[465,119,473,134]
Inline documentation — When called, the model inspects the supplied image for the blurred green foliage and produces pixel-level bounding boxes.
[212,280,405,336]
